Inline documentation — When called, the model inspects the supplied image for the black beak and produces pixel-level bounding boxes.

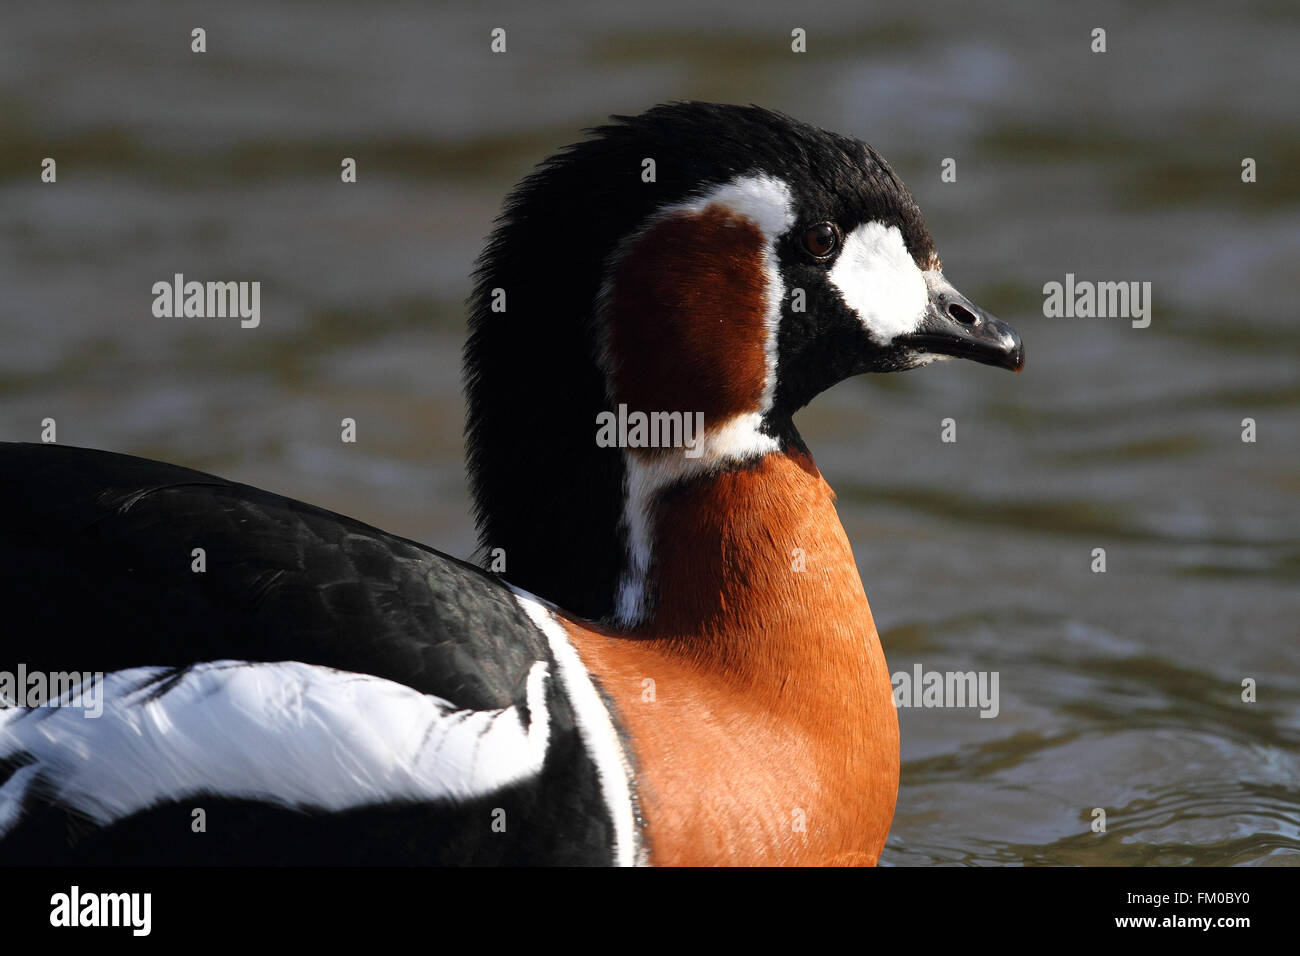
[896,275,1024,372]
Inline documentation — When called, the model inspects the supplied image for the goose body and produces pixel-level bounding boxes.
[0,103,1021,865]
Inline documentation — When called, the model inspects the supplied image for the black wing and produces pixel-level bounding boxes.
[0,443,632,865]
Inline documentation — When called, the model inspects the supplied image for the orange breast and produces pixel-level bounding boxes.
[561,449,899,865]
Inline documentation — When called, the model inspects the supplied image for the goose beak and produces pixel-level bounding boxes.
[895,273,1024,372]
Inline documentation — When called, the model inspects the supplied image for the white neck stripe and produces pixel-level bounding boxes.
[599,174,794,627]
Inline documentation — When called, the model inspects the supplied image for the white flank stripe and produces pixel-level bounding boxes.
[0,659,551,836]
[511,588,642,866]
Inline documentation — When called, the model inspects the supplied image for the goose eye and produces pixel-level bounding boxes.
[803,222,839,260]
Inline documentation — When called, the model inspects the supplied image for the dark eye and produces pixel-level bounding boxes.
[803,222,839,260]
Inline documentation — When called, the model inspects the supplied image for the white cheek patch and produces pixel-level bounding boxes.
[828,221,928,345]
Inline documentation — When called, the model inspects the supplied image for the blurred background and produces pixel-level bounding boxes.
[1,0,1297,864]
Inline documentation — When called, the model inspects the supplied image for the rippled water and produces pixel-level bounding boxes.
[1,1,1297,864]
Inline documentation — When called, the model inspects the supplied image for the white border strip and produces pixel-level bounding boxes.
[512,587,643,866]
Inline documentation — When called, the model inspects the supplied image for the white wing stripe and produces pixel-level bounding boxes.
[0,659,551,836]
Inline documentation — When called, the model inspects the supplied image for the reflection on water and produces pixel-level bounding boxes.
[1,0,1297,864]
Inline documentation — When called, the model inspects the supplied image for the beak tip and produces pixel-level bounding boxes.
[900,284,1025,374]
[990,319,1024,373]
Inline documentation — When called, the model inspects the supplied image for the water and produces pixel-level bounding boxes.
[1,0,1297,865]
